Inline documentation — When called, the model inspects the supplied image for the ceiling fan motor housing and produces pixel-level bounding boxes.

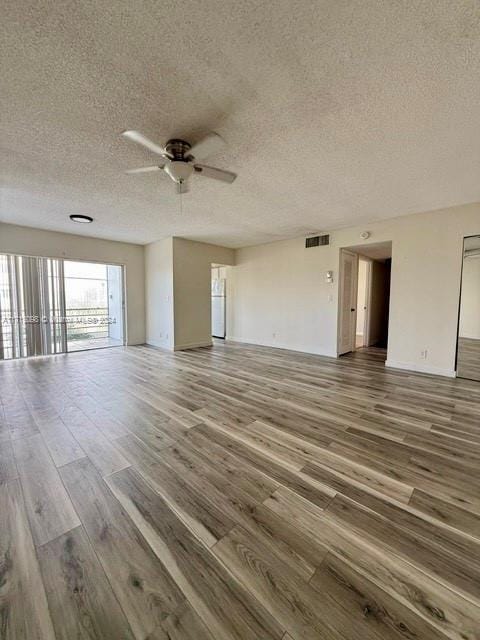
[164,139,194,183]
[165,139,191,159]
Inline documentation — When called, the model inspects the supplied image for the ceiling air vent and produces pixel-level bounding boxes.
[305,234,329,248]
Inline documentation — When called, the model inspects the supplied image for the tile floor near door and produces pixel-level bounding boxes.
[1,341,480,640]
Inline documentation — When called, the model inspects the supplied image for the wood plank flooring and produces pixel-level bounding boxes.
[457,337,480,381]
[1,340,480,639]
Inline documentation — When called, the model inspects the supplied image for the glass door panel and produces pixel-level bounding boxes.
[64,261,124,352]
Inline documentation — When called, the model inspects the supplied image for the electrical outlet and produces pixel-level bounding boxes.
[420,349,428,359]
[272,332,276,339]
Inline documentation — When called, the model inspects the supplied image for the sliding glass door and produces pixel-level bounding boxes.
[0,254,124,360]
[64,261,124,352]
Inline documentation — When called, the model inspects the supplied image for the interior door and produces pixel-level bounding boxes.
[338,250,358,355]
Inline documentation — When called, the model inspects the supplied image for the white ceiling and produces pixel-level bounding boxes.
[2,1,480,248]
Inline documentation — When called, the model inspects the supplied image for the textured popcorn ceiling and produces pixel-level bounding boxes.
[2,1,480,248]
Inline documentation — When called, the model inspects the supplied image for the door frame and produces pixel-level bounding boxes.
[63,259,126,353]
[455,234,480,379]
[361,258,373,347]
[337,249,359,355]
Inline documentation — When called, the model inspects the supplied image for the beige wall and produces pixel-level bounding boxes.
[229,238,338,356]
[0,222,145,345]
[145,238,174,349]
[173,238,234,349]
[6,199,478,375]
[145,237,234,351]
[228,202,480,377]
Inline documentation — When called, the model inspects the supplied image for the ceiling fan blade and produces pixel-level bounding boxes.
[194,164,237,183]
[125,165,165,174]
[121,130,170,157]
[187,132,225,160]
[176,181,189,194]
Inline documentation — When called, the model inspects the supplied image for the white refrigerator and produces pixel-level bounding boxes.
[211,278,226,338]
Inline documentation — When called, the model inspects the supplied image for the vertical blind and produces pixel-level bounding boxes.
[0,254,67,359]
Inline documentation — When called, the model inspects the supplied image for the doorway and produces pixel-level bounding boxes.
[355,258,371,348]
[338,242,392,357]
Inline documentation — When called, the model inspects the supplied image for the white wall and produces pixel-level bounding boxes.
[0,222,145,345]
[228,202,480,377]
[459,257,480,339]
[145,238,174,350]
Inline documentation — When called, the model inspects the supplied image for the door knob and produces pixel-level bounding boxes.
[351,308,355,312]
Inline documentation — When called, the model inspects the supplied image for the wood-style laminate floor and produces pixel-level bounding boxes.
[1,341,480,639]
[457,337,480,381]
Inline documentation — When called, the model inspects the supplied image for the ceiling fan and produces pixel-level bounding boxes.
[121,130,237,193]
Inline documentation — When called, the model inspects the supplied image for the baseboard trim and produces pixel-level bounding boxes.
[385,359,456,378]
[145,340,174,351]
[173,340,213,351]
[228,336,337,359]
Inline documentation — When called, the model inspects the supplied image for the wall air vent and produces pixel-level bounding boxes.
[305,234,329,248]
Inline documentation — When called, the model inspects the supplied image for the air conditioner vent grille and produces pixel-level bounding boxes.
[305,234,329,248]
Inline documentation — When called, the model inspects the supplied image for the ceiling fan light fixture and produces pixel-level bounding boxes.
[164,160,194,184]
[121,129,237,192]
[70,214,93,223]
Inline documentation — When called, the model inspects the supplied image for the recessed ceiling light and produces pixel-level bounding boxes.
[70,214,93,223]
